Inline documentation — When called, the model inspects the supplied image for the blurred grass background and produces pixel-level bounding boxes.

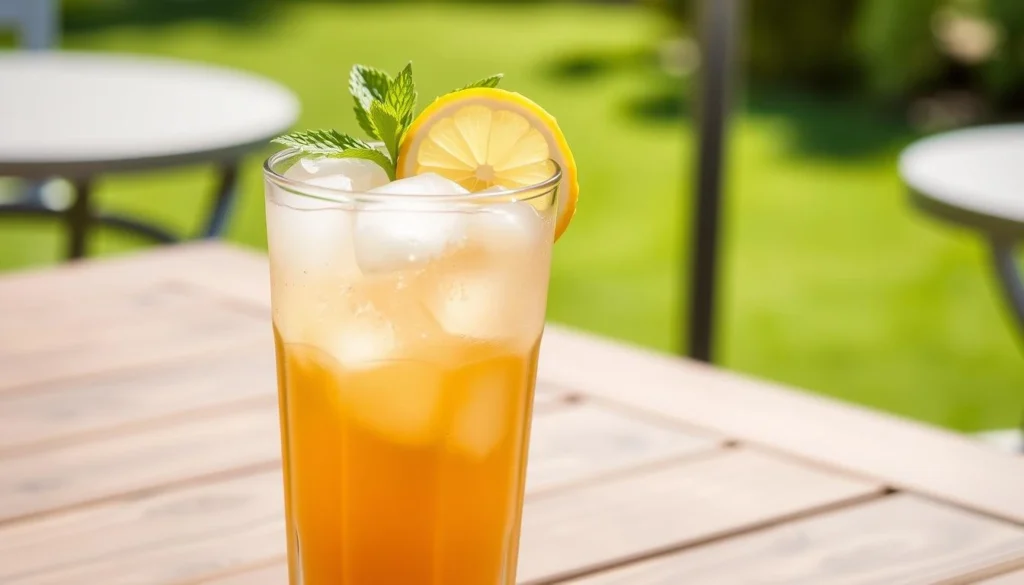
[2,1,1022,432]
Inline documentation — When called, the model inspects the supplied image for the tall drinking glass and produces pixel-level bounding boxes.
[263,149,559,585]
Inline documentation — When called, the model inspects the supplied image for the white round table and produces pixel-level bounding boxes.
[0,51,299,258]
[900,124,1024,338]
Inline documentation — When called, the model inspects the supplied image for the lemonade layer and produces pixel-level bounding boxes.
[275,326,539,585]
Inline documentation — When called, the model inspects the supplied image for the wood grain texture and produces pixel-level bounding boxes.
[0,404,279,523]
[66,245,1024,528]
[567,494,1024,585]
[0,400,711,581]
[0,242,270,310]
[532,382,570,412]
[0,342,276,455]
[195,562,288,585]
[981,569,1024,584]
[0,472,283,585]
[538,326,1024,524]
[526,402,720,493]
[0,280,265,391]
[516,448,881,584]
[3,244,1022,584]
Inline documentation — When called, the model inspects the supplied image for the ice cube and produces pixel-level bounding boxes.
[447,357,520,459]
[265,193,362,343]
[306,173,355,192]
[266,197,359,277]
[424,265,547,345]
[339,359,445,446]
[420,203,547,343]
[426,273,506,340]
[285,157,389,193]
[321,301,396,366]
[370,173,470,196]
[470,202,544,252]
[353,174,470,274]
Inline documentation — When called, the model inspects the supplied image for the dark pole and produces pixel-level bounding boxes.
[686,0,739,362]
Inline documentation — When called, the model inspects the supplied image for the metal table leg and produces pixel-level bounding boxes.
[687,0,740,363]
[0,202,180,245]
[988,237,1024,453]
[66,179,93,260]
[201,161,240,238]
[989,238,1024,339]
[2,161,239,261]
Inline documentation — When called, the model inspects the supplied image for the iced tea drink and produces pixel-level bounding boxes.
[264,151,559,585]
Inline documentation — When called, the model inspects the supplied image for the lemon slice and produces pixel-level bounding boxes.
[397,88,578,240]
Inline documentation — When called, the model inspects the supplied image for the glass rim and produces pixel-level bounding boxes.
[264,147,562,204]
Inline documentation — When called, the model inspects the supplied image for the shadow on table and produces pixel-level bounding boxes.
[64,0,278,32]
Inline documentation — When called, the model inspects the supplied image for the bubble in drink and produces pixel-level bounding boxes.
[354,173,470,274]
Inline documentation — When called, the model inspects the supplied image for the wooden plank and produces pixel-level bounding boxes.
[982,569,1024,584]
[0,392,694,520]
[0,342,276,455]
[525,402,720,493]
[0,472,283,585]
[196,562,288,585]
[0,280,266,391]
[532,382,570,412]
[0,398,714,580]
[538,326,1024,524]
[19,521,283,585]
[567,494,1024,585]
[0,242,270,311]
[65,245,1024,527]
[0,404,279,523]
[0,448,876,585]
[516,448,881,584]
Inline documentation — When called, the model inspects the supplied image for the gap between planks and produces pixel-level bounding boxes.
[525,489,888,585]
[564,494,1024,585]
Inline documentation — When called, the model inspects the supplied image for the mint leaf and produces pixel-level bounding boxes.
[275,64,514,183]
[272,129,371,155]
[353,105,377,139]
[454,74,503,92]
[370,101,402,164]
[273,130,395,179]
[350,65,391,111]
[350,65,391,139]
[326,148,395,181]
[386,63,417,127]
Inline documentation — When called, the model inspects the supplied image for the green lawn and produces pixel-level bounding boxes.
[4,2,1022,431]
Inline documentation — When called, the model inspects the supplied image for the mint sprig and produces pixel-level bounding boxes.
[272,129,369,154]
[349,65,390,139]
[273,63,504,181]
[454,74,504,92]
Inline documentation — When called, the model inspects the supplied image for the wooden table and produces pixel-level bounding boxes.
[3,243,1024,585]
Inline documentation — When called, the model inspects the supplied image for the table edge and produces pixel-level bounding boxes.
[9,242,1024,525]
